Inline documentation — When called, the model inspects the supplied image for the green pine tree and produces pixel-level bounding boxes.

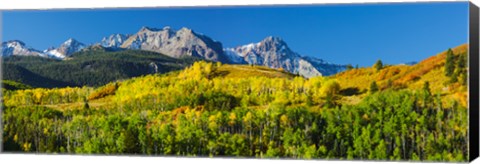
[373,59,383,71]
[445,48,455,77]
[346,64,354,70]
[370,81,379,93]
[423,81,431,96]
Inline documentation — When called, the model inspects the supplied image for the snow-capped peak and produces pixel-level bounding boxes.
[1,40,46,57]
[45,38,86,59]
[4,40,26,46]
[65,38,75,45]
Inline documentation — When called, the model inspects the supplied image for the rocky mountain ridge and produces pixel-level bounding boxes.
[2,26,346,77]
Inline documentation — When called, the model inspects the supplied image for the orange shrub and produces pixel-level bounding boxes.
[87,83,119,100]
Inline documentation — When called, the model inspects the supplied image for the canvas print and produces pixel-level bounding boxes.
[0,2,472,162]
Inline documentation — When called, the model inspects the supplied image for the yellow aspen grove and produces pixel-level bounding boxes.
[2,58,469,162]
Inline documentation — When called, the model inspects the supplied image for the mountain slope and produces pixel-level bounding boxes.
[104,27,345,77]
[333,44,468,105]
[101,34,131,48]
[3,63,73,88]
[3,49,199,87]
[119,26,228,62]
[1,40,46,57]
[302,56,347,76]
[224,36,346,78]
[44,38,86,59]
[2,26,347,78]
[2,39,86,59]
[2,80,32,91]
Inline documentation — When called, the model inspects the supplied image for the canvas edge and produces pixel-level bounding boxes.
[0,11,4,154]
[0,2,475,163]
[469,1,479,162]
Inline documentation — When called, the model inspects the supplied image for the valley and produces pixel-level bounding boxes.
[1,43,469,161]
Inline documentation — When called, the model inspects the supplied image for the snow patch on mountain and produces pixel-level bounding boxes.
[223,48,246,64]
[44,49,65,59]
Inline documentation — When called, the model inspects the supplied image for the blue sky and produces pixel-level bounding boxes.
[1,2,469,66]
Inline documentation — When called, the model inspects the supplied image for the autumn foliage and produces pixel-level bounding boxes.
[1,44,470,162]
[87,82,119,100]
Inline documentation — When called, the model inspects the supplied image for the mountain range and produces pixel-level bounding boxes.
[1,26,346,78]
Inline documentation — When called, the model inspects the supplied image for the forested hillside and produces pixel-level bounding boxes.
[2,80,31,91]
[2,45,469,162]
[3,49,199,87]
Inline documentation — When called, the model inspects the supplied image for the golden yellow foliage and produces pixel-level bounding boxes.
[333,44,468,107]
[228,113,237,126]
[280,114,289,126]
[319,79,341,98]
